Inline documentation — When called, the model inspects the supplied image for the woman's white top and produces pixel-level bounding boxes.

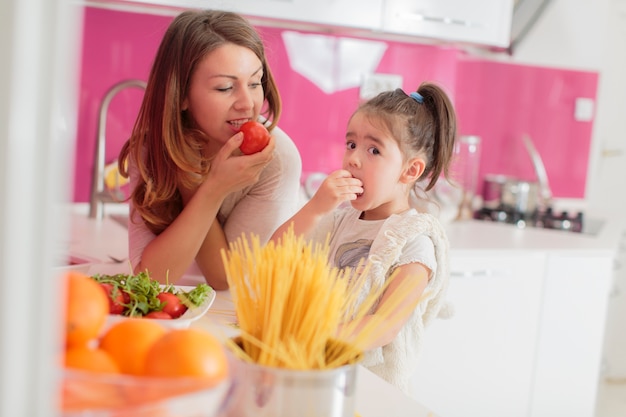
[127,125,303,277]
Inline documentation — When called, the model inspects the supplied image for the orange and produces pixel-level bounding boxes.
[143,328,229,386]
[64,271,109,348]
[62,346,124,411]
[99,319,166,375]
[64,346,120,374]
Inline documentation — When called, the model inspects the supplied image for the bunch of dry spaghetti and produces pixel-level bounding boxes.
[221,227,424,370]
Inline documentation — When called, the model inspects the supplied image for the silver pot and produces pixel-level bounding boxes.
[483,174,540,213]
[481,135,553,215]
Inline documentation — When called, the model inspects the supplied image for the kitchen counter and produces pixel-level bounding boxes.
[62,203,438,417]
[63,203,130,265]
[63,202,623,265]
[445,214,623,255]
[63,203,623,417]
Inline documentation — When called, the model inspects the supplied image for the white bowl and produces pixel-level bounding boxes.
[103,285,216,332]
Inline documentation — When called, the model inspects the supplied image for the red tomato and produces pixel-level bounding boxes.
[156,292,188,319]
[144,311,173,319]
[239,121,270,155]
[99,283,129,315]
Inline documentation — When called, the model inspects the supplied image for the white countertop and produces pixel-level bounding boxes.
[63,203,624,417]
[445,215,623,255]
[62,204,129,264]
[64,203,624,262]
[63,203,438,417]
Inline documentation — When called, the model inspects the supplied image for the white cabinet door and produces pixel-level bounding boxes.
[530,253,614,417]
[603,230,626,378]
[382,0,514,47]
[411,251,546,417]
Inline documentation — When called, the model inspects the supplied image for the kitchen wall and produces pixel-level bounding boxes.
[73,6,598,202]
[455,57,597,198]
[504,0,626,212]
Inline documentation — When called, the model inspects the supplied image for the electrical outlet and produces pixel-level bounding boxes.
[574,97,595,122]
[360,73,403,100]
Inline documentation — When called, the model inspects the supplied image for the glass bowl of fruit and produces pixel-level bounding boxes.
[60,272,231,417]
[61,367,233,417]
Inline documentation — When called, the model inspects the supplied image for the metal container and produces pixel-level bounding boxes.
[482,174,540,213]
[481,135,552,214]
[226,359,358,417]
[482,174,508,209]
[501,179,540,213]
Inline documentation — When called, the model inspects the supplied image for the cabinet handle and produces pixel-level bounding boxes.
[450,269,511,278]
[601,149,623,158]
[401,12,480,28]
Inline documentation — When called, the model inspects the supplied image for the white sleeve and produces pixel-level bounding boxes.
[397,234,437,277]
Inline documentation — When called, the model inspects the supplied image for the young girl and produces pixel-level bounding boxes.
[118,10,302,288]
[271,83,457,394]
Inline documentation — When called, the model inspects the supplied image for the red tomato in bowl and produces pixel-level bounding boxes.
[156,292,188,319]
[99,283,129,315]
[144,310,172,319]
[239,121,270,154]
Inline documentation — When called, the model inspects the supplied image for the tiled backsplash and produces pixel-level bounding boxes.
[73,7,597,202]
[455,57,597,199]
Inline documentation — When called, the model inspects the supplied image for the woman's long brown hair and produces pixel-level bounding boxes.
[118,10,282,235]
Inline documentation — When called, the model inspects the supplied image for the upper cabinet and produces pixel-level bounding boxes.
[90,0,515,48]
[213,0,385,31]
[381,0,514,48]
[114,0,384,30]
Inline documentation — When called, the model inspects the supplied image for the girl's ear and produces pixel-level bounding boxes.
[181,97,189,111]
[401,157,426,184]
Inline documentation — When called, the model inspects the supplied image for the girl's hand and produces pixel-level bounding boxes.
[269,169,363,241]
[309,169,363,214]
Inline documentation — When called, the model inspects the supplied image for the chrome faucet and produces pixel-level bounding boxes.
[88,79,146,219]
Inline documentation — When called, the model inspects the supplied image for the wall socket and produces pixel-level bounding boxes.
[360,73,404,100]
[574,97,595,122]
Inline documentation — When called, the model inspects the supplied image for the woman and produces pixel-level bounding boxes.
[118,10,302,289]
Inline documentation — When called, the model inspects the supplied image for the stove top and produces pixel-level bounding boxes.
[474,206,586,233]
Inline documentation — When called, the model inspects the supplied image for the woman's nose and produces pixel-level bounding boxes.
[234,88,254,110]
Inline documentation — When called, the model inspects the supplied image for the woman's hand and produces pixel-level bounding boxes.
[198,132,276,199]
[138,133,275,286]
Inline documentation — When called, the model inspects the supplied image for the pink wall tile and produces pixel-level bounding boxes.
[455,57,598,199]
[267,32,462,178]
[74,7,598,202]
[74,9,170,202]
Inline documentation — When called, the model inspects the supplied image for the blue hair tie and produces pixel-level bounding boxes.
[410,92,424,103]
